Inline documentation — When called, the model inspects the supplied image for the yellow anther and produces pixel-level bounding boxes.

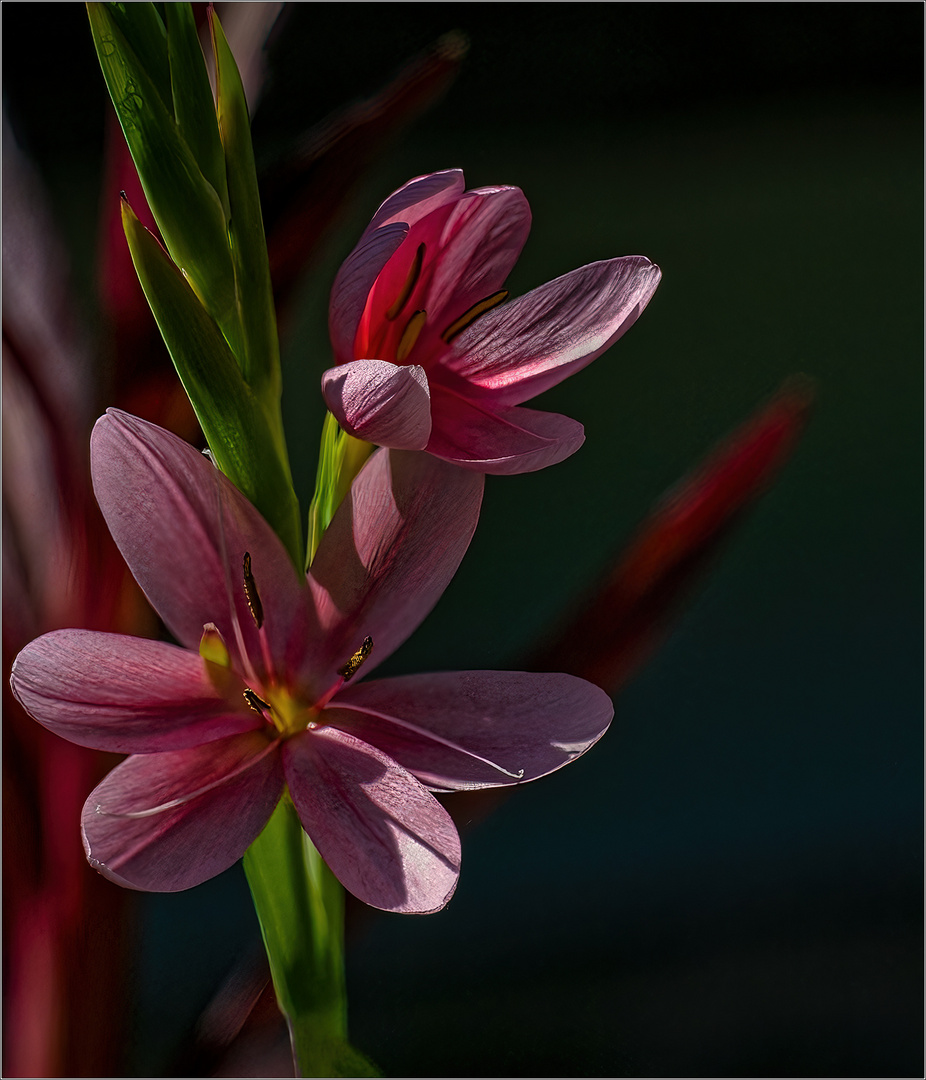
[396,310,427,363]
[199,622,231,668]
[441,290,509,343]
[242,552,264,629]
[385,243,426,321]
[337,636,374,681]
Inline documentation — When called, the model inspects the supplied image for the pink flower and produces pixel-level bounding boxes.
[322,169,661,474]
[10,411,612,913]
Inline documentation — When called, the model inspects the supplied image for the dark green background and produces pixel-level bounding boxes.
[4,3,922,1076]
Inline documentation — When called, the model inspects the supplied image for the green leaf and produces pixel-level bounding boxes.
[244,799,379,1078]
[121,200,303,567]
[211,9,281,401]
[87,3,238,335]
[164,3,230,219]
[306,413,373,569]
[102,2,172,111]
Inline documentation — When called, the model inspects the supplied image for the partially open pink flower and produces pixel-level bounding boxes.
[322,169,661,473]
[11,411,612,913]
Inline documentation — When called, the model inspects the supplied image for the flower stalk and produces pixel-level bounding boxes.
[243,800,378,1077]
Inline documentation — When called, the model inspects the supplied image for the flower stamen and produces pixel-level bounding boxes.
[385,242,425,321]
[337,636,374,682]
[396,310,427,363]
[242,552,264,629]
[243,687,272,716]
[441,290,508,343]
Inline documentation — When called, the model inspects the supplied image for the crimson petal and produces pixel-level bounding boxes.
[284,727,460,914]
[82,731,284,892]
[321,359,431,449]
[10,629,255,753]
[427,382,585,474]
[448,256,661,406]
[307,448,483,682]
[90,410,313,686]
[328,671,613,791]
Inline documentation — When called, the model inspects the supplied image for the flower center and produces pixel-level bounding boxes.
[223,553,376,740]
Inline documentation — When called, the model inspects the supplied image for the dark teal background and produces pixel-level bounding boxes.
[4,4,922,1076]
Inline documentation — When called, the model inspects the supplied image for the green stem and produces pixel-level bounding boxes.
[243,798,377,1077]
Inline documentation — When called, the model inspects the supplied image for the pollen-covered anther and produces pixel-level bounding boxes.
[396,311,427,363]
[385,243,425,320]
[441,290,509,343]
[243,687,271,716]
[337,635,374,681]
[242,551,264,629]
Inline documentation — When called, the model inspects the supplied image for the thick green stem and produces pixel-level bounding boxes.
[243,797,377,1077]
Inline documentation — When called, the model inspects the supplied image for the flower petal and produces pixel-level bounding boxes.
[367,168,465,231]
[81,731,284,892]
[10,629,255,753]
[329,220,407,365]
[446,256,662,405]
[283,727,460,914]
[307,448,483,682]
[327,671,613,791]
[424,186,531,327]
[426,383,585,474]
[91,410,313,686]
[321,359,431,450]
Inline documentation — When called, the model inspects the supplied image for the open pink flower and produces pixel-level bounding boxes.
[322,169,661,474]
[10,411,612,913]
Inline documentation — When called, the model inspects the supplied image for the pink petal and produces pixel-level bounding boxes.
[91,410,313,687]
[329,220,407,365]
[327,671,613,791]
[10,629,256,753]
[82,731,284,892]
[283,727,460,913]
[424,186,531,328]
[446,256,662,405]
[367,169,465,231]
[426,382,585,474]
[321,359,431,450]
[307,448,483,683]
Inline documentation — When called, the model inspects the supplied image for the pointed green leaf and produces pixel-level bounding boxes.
[121,200,302,566]
[102,1,172,112]
[244,799,379,1078]
[211,9,281,400]
[87,3,238,336]
[165,3,230,219]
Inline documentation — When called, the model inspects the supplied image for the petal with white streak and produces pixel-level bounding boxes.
[81,731,284,891]
[327,671,613,791]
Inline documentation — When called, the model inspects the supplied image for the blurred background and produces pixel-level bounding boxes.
[3,3,922,1077]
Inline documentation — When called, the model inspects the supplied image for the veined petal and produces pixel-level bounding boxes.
[307,448,483,682]
[82,730,284,892]
[446,256,662,405]
[321,359,431,450]
[367,169,465,231]
[10,630,256,753]
[427,383,585,474]
[90,410,313,686]
[327,671,613,791]
[283,727,460,914]
[424,186,531,326]
[329,220,407,366]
